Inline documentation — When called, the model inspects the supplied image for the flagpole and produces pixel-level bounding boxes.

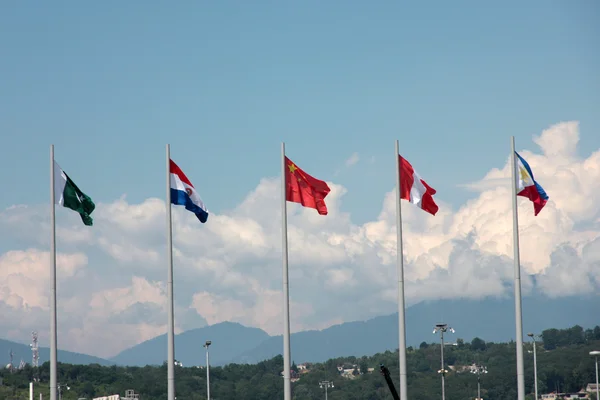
[166,144,176,400]
[395,140,408,400]
[281,142,292,400]
[49,145,58,400]
[510,136,525,400]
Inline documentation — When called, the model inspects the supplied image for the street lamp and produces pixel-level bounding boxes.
[204,340,212,400]
[470,364,488,400]
[57,383,70,400]
[527,333,540,400]
[319,380,334,400]
[590,351,600,400]
[433,323,455,400]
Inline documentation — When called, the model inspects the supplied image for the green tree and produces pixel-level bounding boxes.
[471,337,486,351]
[81,381,96,397]
[0,324,597,400]
[358,359,369,375]
[594,326,600,340]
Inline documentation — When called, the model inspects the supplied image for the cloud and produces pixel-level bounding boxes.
[0,249,88,310]
[0,121,599,358]
[345,152,360,167]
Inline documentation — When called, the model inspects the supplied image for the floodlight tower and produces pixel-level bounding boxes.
[470,364,488,400]
[527,333,540,400]
[30,331,39,368]
[319,380,334,400]
[57,383,70,400]
[433,323,455,400]
[203,340,212,400]
[590,350,600,400]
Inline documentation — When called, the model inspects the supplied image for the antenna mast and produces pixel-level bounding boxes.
[30,331,39,368]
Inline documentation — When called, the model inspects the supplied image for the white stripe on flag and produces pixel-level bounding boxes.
[169,173,187,192]
[53,161,67,206]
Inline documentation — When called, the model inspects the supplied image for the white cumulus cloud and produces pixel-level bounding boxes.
[0,121,598,358]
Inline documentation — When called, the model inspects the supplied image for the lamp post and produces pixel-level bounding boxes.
[433,323,454,400]
[57,383,69,400]
[591,351,600,400]
[470,364,488,400]
[527,333,540,400]
[204,340,212,400]
[319,380,334,400]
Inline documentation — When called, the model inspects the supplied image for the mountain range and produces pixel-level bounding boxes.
[0,339,114,367]
[2,294,598,368]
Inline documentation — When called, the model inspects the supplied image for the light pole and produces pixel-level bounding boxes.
[470,364,488,400]
[433,323,455,400]
[57,383,69,400]
[591,351,600,400]
[319,380,334,400]
[204,340,212,400]
[527,333,540,400]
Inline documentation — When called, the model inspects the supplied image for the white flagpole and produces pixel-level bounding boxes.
[166,144,176,400]
[281,142,292,400]
[395,140,408,400]
[49,145,58,400]
[510,136,525,400]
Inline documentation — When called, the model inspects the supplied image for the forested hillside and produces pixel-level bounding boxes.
[1,325,599,400]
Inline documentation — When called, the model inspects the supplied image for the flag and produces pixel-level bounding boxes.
[53,161,95,226]
[399,155,438,216]
[515,152,548,216]
[285,156,330,215]
[169,159,209,223]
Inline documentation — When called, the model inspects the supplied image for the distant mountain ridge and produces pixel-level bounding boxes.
[111,293,599,366]
[110,321,270,367]
[2,294,598,367]
[0,338,114,366]
[228,294,600,364]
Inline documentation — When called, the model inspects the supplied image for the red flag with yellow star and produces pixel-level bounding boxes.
[285,156,330,215]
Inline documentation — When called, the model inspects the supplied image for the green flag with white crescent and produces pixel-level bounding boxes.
[53,161,95,226]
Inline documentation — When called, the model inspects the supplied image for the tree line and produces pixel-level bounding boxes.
[1,324,599,400]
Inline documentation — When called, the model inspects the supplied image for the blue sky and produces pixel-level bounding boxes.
[1,0,598,224]
[0,2,599,354]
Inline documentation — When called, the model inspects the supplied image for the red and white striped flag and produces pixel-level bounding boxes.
[398,155,439,215]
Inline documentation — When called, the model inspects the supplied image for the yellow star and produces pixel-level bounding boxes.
[519,166,529,181]
[288,163,297,174]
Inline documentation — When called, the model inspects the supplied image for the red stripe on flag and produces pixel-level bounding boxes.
[518,186,547,216]
[398,155,439,216]
[399,156,415,202]
[169,159,195,188]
